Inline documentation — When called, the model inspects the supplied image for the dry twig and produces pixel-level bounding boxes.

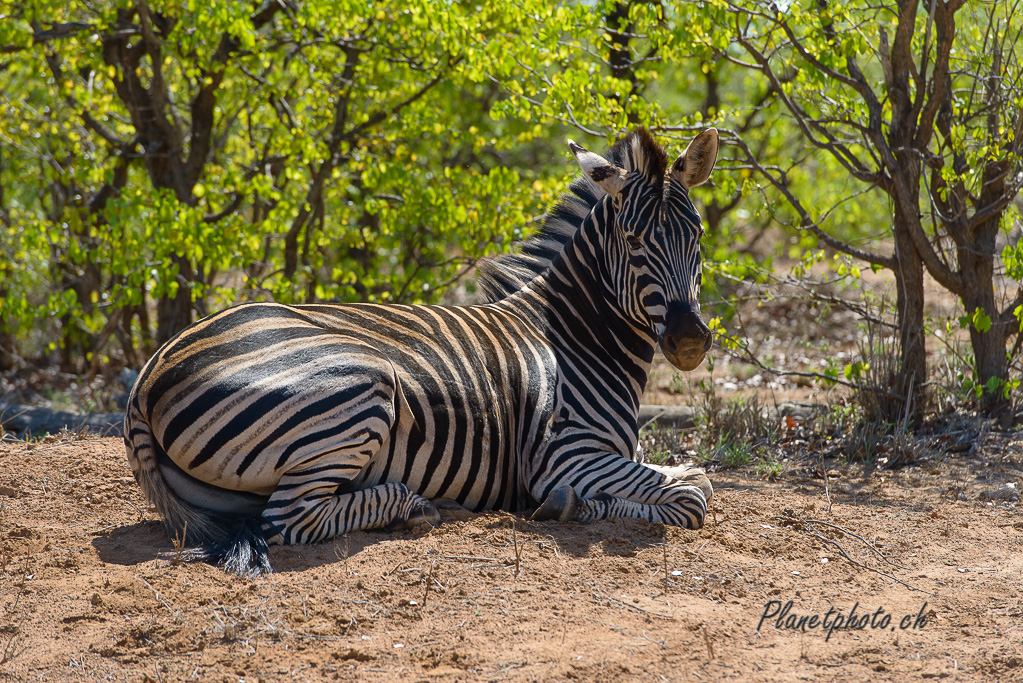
[776,514,933,595]
[701,625,715,660]
[422,562,436,609]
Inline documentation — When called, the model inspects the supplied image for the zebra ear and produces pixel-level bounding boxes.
[568,140,627,198]
[670,128,718,189]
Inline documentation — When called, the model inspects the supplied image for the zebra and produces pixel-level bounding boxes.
[124,127,720,576]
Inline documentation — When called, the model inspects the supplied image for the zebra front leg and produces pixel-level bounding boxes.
[530,451,708,529]
[262,476,440,546]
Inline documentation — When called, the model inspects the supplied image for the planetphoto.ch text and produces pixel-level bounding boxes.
[757,600,929,641]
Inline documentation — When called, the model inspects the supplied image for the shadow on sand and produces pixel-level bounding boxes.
[91,505,675,575]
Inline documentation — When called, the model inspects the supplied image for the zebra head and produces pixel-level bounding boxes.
[569,128,719,371]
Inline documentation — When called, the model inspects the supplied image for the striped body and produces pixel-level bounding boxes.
[134,301,554,510]
[125,128,720,574]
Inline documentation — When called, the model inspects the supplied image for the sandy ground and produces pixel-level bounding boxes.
[1,436,1021,683]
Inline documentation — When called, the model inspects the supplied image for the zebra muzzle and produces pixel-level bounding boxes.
[659,307,712,372]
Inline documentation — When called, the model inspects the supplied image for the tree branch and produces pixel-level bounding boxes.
[41,49,132,150]
[726,131,896,269]
[202,193,244,224]
[901,195,967,296]
[345,56,462,143]
[999,289,1023,327]
[284,45,363,277]
[0,22,100,54]
[87,138,137,214]
[913,0,961,151]
[136,0,185,171]
[727,16,881,185]
[184,0,290,187]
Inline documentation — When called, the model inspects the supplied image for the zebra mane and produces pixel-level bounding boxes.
[476,128,668,302]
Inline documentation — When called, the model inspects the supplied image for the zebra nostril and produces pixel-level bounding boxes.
[662,336,678,355]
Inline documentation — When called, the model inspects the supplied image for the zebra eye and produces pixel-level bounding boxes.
[625,234,643,251]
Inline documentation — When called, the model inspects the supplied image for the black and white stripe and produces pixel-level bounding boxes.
[124,128,720,575]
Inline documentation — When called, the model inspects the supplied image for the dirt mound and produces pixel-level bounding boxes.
[1,436,1021,682]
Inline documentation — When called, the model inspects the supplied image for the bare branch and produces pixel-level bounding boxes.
[726,17,881,185]
[913,0,962,151]
[1000,289,1023,327]
[726,131,896,269]
[900,201,967,296]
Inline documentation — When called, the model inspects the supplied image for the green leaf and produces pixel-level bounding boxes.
[971,308,993,334]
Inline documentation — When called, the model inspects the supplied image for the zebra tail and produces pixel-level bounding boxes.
[124,405,273,576]
[174,518,272,577]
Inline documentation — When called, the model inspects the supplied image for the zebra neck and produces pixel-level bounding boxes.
[501,229,658,412]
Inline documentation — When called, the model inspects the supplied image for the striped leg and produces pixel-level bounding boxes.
[261,475,440,546]
[643,463,713,506]
[530,452,707,529]
[258,424,440,545]
[256,366,441,545]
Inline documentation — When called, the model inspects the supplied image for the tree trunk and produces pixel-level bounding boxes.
[891,207,927,426]
[969,313,1010,415]
[0,147,9,371]
[155,254,194,347]
[0,325,12,371]
[959,225,1010,416]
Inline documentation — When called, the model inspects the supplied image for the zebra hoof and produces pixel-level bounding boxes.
[656,465,713,507]
[432,498,476,522]
[678,468,713,507]
[531,485,582,522]
[404,499,441,530]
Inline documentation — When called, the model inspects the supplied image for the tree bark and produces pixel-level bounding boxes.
[155,254,195,347]
[959,217,1010,415]
[891,212,927,425]
[98,2,287,348]
[0,311,12,370]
